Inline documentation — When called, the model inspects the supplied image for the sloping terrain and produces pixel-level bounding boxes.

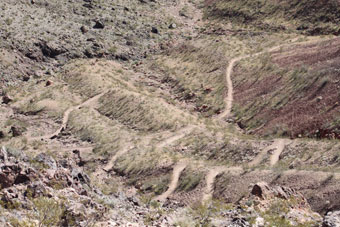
[204,0,340,35]
[1,0,340,226]
[233,38,340,138]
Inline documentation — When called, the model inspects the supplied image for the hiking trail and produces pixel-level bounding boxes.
[155,161,188,202]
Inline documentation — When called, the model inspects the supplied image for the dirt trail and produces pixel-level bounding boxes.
[156,125,196,149]
[28,91,108,141]
[149,37,340,204]
[154,37,332,203]
[201,159,340,203]
[218,56,244,120]
[270,139,289,166]
[100,124,195,180]
[202,166,243,202]
[103,146,135,172]
[249,139,287,167]
[218,38,315,120]
[155,161,188,202]
[161,38,327,202]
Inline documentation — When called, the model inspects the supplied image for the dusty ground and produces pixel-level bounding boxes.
[1,0,340,226]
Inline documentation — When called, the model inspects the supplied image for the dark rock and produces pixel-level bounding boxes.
[22,75,30,82]
[46,69,53,75]
[115,53,129,61]
[2,95,13,104]
[127,196,140,206]
[251,182,272,199]
[93,20,105,29]
[80,26,88,34]
[37,40,66,58]
[10,126,22,137]
[151,27,159,34]
[83,3,94,9]
[0,131,4,139]
[0,164,35,189]
[0,164,19,188]
[71,168,90,185]
[14,173,31,185]
[46,80,53,86]
[126,40,134,46]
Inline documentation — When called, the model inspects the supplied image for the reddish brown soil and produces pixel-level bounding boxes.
[233,38,340,138]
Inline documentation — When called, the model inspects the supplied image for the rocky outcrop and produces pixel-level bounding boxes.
[37,40,67,59]
[0,146,180,226]
[239,182,322,226]
[0,147,105,225]
[251,181,308,202]
[323,211,340,227]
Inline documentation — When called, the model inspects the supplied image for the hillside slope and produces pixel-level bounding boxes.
[204,0,340,35]
[0,0,340,226]
[233,38,340,138]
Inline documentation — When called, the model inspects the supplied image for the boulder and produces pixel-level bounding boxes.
[251,182,274,199]
[0,164,35,188]
[80,25,88,34]
[323,211,340,227]
[2,95,13,104]
[10,126,22,137]
[45,80,53,86]
[246,182,322,225]
[151,27,159,34]
[22,75,30,82]
[37,40,66,58]
[34,153,57,170]
[0,164,19,188]
[93,20,105,29]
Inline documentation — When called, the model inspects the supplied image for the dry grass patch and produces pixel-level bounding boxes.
[68,107,136,161]
[98,88,194,132]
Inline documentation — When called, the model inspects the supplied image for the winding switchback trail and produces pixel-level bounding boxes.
[218,38,306,120]
[155,161,188,202]
[152,37,336,204]
[218,56,244,120]
[28,91,108,141]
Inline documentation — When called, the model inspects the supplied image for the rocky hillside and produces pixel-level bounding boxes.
[0,146,330,226]
[204,0,340,35]
[1,0,340,226]
[0,0,185,87]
